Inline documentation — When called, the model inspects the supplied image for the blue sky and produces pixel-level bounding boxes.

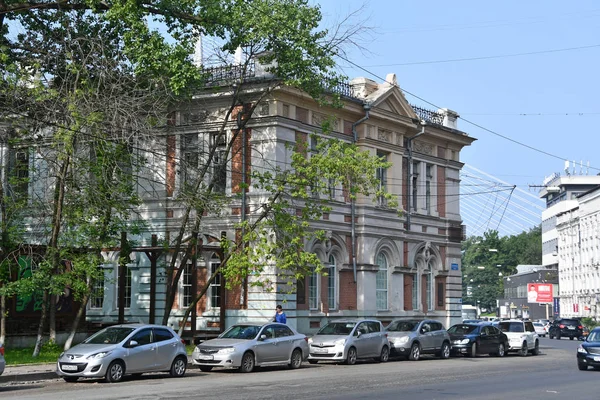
[316,0,600,194]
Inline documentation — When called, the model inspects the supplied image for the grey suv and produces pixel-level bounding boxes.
[386,319,451,361]
[308,319,389,365]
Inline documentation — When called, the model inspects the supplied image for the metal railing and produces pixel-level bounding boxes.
[411,105,445,125]
[203,61,256,85]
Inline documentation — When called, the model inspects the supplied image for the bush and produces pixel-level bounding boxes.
[581,317,599,329]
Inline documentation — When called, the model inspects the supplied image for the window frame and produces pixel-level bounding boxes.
[308,265,319,311]
[376,252,389,311]
[327,255,337,311]
[209,259,222,309]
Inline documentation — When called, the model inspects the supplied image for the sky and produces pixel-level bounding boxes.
[314,0,600,234]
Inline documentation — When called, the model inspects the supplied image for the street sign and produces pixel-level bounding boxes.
[451,263,459,270]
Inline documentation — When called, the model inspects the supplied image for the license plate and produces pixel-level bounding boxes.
[593,356,600,362]
[198,355,214,361]
[62,364,77,371]
[568,326,575,330]
[312,348,328,353]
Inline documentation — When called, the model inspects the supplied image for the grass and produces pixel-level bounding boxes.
[4,342,197,366]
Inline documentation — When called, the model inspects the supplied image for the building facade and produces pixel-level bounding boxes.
[498,265,558,320]
[6,62,475,337]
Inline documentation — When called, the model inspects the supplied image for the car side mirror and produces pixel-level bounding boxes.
[481,332,487,337]
[420,328,426,334]
[259,334,267,341]
[128,340,139,348]
[356,331,362,338]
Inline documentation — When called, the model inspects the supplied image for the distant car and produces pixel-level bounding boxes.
[577,327,600,370]
[533,322,547,337]
[0,342,5,376]
[549,318,583,340]
[56,324,188,383]
[307,319,389,365]
[192,323,308,372]
[386,319,451,361]
[462,319,482,324]
[448,323,508,357]
[497,320,539,356]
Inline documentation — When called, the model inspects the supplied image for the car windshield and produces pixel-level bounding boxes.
[386,320,418,332]
[533,323,543,327]
[447,324,479,335]
[561,319,579,325]
[83,327,135,344]
[316,322,356,335]
[220,325,260,340]
[587,330,600,342]
[499,322,524,333]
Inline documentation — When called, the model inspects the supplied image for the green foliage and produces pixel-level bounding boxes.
[462,227,542,310]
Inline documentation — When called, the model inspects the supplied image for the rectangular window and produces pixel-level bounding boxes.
[182,263,192,308]
[412,161,419,211]
[376,152,388,206]
[297,278,306,305]
[412,274,418,310]
[182,133,199,187]
[308,266,319,310]
[425,164,433,215]
[328,178,336,200]
[436,280,445,308]
[90,273,105,309]
[328,263,336,310]
[211,133,227,194]
[14,150,29,199]
[210,262,221,308]
[124,268,132,308]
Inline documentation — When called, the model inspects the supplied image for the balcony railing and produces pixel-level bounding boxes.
[411,105,445,126]
[203,61,256,86]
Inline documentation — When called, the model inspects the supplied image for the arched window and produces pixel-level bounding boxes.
[328,255,337,310]
[426,261,434,310]
[376,252,388,310]
[308,265,319,310]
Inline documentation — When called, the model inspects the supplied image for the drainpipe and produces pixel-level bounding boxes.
[350,103,371,282]
[406,121,426,231]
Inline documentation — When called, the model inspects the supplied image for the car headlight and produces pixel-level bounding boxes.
[459,339,470,345]
[217,347,235,354]
[308,338,313,344]
[87,351,111,359]
[59,352,64,358]
[334,339,346,346]
[577,345,588,354]
[395,336,409,344]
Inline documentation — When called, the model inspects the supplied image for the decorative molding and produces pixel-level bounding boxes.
[413,140,434,155]
[378,129,391,143]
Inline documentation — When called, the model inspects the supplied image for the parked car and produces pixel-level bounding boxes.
[307,319,389,365]
[548,318,583,340]
[447,323,508,357]
[0,342,5,376]
[386,319,451,361]
[56,324,188,383]
[497,320,539,356]
[192,323,308,372]
[577,327,600,370]
[533,322,547,337]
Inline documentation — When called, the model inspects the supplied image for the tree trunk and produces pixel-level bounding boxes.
[49,294,56,343]
[32,290,49,357]
[0,294,5,345]
[64,282,91,351]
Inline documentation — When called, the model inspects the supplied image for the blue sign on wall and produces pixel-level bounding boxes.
[451,263,459,270]
[553,297,560,316]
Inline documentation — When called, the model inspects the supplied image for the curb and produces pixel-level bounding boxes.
[0,371,58,384]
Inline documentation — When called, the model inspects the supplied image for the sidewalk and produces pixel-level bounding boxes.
[0,363,57,384]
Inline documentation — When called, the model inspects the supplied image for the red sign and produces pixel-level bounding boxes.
[527,283,553,303]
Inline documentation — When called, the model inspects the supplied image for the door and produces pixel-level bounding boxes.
[353,322,372,357]
[273,325,295,362]
[479,326,494,353]
[254,325,279,363]
[126,328,156,372]
[153,328,178,370]
[418,322,434,351]
[430,322,445,350]
[367,321,384,355]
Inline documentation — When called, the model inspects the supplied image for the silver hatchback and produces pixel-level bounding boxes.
[308,319,389,365]
[386,319,451,361]
[56,324,188,382]
[191,323,308,373]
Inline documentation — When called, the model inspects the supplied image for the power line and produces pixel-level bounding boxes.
[362,44,600,67]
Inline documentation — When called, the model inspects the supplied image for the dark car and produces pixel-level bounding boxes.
[448,323,508,357]
[549,318,583,340]
[577,327,600,370]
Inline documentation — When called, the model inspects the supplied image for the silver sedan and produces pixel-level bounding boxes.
[56,324,188,383]
[191,323,308,373]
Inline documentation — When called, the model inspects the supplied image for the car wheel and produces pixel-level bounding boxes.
[199,366,213,372]
[469,342,477,358]
[170,356,187,377]
[240,352,255,373]
[439,342,450,359]
[105,360,125,383]
[496,342,505,357]
[289,349,303,369]
[549,332,554,339]
[578,362,588,371]
[63,376,79,383]
[345,347,357,365]
[308,359,318,364]
[379,346,390,363]
[556,333,561,340]
[532,340,540,356]
[408,343,421,361]
[519,342,528,357]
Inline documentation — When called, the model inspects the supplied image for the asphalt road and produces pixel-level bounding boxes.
[0,338,595,400]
